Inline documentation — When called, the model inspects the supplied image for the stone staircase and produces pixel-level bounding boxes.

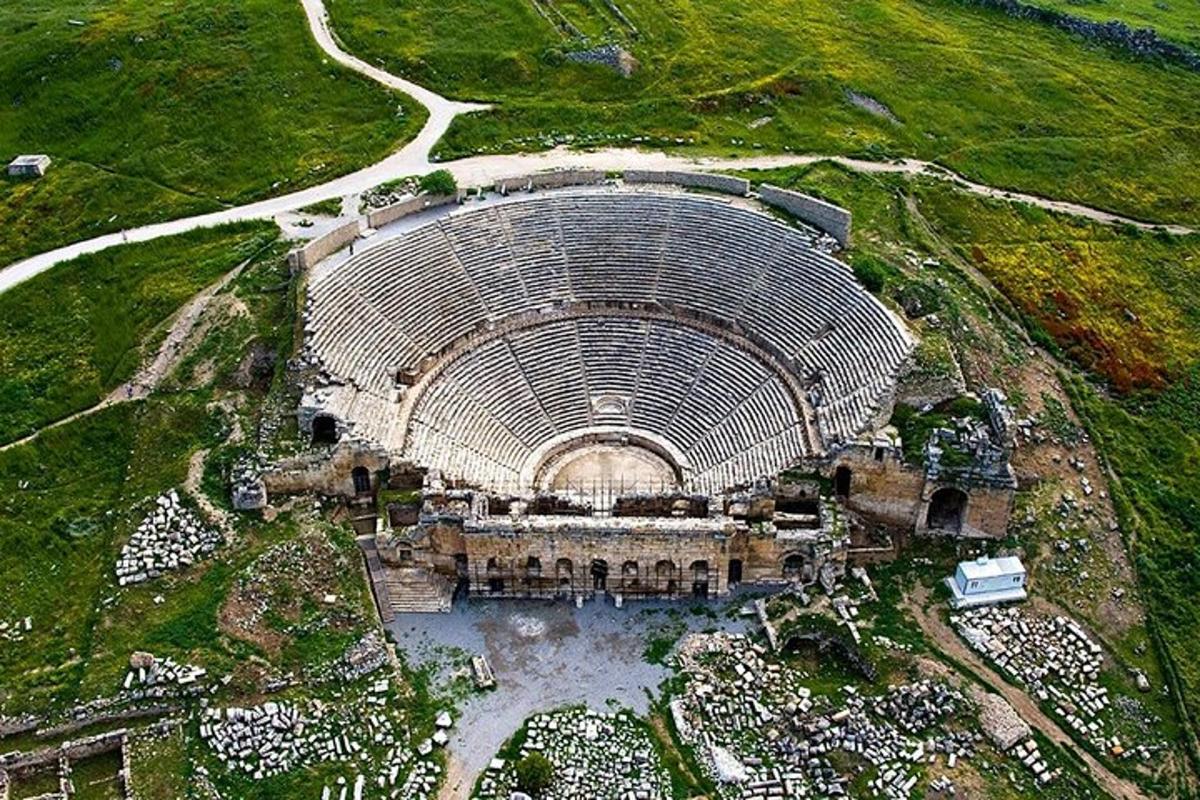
[385,566,455,614]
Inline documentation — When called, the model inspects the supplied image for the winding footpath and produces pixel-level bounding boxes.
[906,590,1149,800]
[0,0,1193,297]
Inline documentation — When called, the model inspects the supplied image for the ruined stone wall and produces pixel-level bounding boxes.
[837,448,927,530]
[459,526,737,599]
[366,192,463,229]
[494,170,606,194]
[399,518,837,600]
[918,482,1013,539]
[834,446,1012,539]
[964,0,1200,72]
[261,442,389,499]
[623,170,749,196]
[286,218,362,272]
[758,185,852,247]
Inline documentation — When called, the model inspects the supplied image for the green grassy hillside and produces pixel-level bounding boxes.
[329,0,1200,225]
[0,0,424,269]
[1024,0,1200,50]
[0,222,278,446]
[741,160,1200,776]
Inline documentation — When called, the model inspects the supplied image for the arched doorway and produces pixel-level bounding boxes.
[655,559,677,595]
[526,556,542,590]
[690,560,710,599]
[927,487,968,533]
[556,558,574,594]
[622,560,639,592]
[782,553,805,580]
[312,415,338,445]
[728,559,743,586]
[590,559,608,592]
[834,465,852,498]
[486,557,505,593]
[351,466,371,495]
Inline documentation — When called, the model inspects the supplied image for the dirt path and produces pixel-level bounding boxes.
[0,256,251,453]
[0,0,1194,295]
[906,590,1149,800]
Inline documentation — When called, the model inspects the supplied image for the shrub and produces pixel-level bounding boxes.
[418,169,458,196]
[514,752,554,796]
[849,254,894,294]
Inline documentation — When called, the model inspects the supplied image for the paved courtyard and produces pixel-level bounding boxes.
[388,597,750,796]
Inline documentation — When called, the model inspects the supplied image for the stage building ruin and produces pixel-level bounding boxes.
[240,183,1016,612]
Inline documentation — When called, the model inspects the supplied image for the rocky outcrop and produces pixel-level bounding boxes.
[964,0,1200,72]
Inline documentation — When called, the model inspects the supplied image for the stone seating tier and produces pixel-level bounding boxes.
[305,191,913,492]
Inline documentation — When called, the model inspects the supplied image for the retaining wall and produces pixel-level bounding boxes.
[758,185,852,247]
[286,218,362,272]
[495,170,606,194]
[623,170,749,196]
[0,729,126,772]
[366,192,463,229]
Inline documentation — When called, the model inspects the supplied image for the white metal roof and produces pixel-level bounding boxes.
[958,555,1025,581]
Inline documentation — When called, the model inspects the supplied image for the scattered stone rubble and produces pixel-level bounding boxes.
[200,675,441,798]
[202,701,309,778]
[672,632,981,799]
[565,44,638,76]
[0,615,33,643]
[954,605,1160,762]
[122,651,207,696]
[474,707,668,800]
[116,491,222,585]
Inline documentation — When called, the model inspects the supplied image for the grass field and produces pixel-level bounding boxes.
[329,0,1200,225]
[0,0,424,270]
[1024,0,1200,50]
[739,160,1200,776]
[0,236,312,715]
[0,399,217,713]
[0,222,278,446]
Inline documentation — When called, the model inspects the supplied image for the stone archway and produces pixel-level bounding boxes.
[591,559,609,592]
[655,559,678,595]
[621,560,639,592]
[690,560,710,599]
[351,466,371,495]
[728,559,743,586]
[486,557,505,593]
[834,465,852,498]
[927,487,968,533]
[556,558,574,593]
[312,414,338,445]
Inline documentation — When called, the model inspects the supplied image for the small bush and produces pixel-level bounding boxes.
[849,254,895,294]
[514,752,554,796]
[418,169,458,196]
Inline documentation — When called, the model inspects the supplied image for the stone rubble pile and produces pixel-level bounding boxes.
[122,651,207,694]
[201,701,309,778]
[0,616,32,643]
[201,677,440,798]
[116,491,222,585]
[339,632,390,682]
[672,633,980,799]
[473,707,668,800]
[954,606,1118,751]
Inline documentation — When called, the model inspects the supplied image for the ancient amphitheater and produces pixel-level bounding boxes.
[303,189,914,497]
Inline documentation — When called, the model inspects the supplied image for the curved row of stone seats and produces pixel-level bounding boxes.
[622,170,750,196]
[310,190,913,466]
[306,277,419,396]
[404,317,807,491]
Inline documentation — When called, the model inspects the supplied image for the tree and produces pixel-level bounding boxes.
[514,752,554,796]
[418,169,457,197]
